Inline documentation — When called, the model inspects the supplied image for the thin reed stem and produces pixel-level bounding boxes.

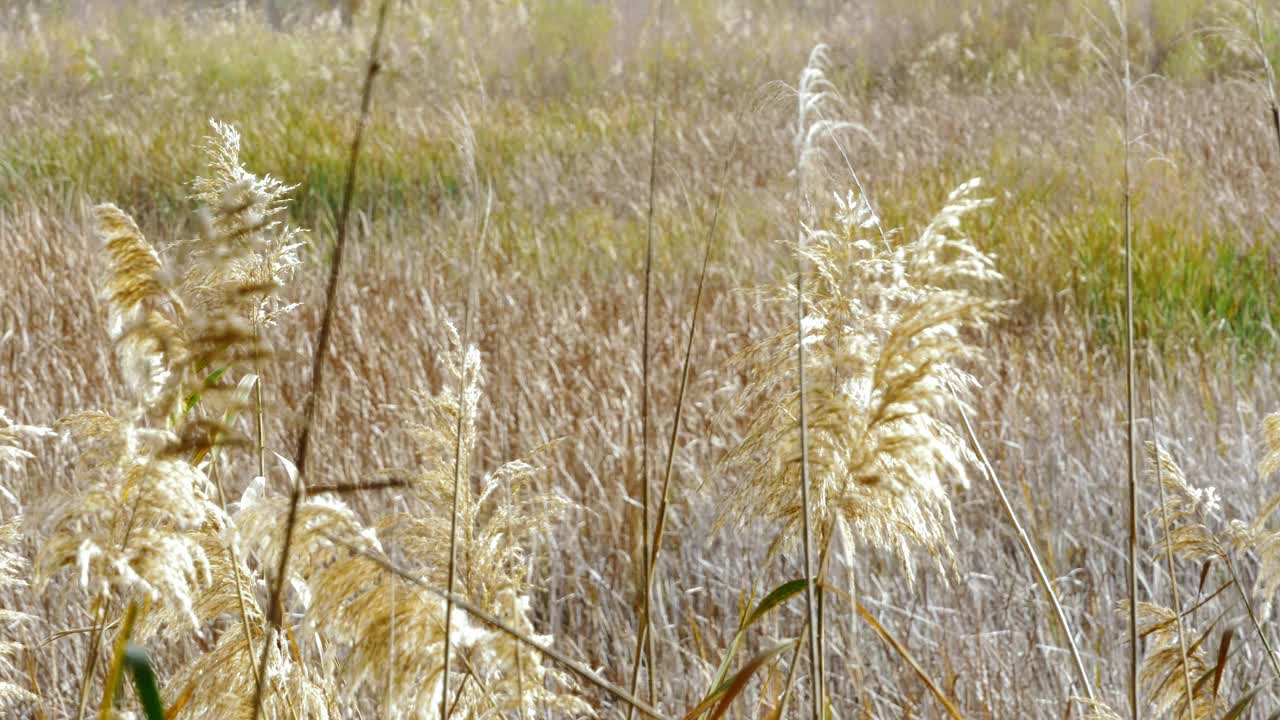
[254,340,267,483]
[74,594,107,720]
[505,483,527,720]
[1114,2,1141,714]
[952,386,1096,702]
[629,2,665,715]
[769,524,838,720]
[795,194,821,720]
[629,123,737,720]
[211,458,262,699]
[250,3,391,718]
[96,601,138,720]
[1223,555,1280,683]
[854,601,964,720]
[441,184,492,720]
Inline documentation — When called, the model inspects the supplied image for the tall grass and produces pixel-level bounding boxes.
[8,3,1280,719]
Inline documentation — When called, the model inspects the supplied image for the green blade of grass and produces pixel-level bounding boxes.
[124,644,165,720]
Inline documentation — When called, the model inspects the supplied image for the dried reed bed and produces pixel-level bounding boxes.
[5,2,1280,719]
[7,160,1280,717]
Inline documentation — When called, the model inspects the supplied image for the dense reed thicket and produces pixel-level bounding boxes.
[7,1,1280,719]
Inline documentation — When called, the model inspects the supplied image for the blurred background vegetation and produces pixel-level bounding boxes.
[5,0,1280,355]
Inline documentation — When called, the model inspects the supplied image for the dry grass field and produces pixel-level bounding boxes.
[6,0,1280,718]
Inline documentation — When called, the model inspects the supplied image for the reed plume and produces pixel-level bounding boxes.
[1132,601,1219,720]
[303,322,590,719]
[1150,440,1280,686]
[36,410,221,633]
[1238,411,1280,612]
[30,120,311,719]
[185,120,304,332]
[96,203,182,413]
[720,180,1003,568]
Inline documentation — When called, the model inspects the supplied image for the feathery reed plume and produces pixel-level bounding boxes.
[720,180,1002,566]
[41,118,308,720]
[253,4,390,717]
[723,47,1000,708]
[37,411,221,632]
[1150,444,1280,685]
[185,120,304,331]
[1130,601,1219,719]
[161,487,336,720]
[95,203,182,413]
[302,324,590,719]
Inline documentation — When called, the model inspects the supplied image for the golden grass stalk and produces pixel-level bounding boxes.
[1104,0,1141,715]
[854,601,964,720]
[96,600,138,720]
[953,392,1096,703]
[792,163,822,720]
[251,3,391,718]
